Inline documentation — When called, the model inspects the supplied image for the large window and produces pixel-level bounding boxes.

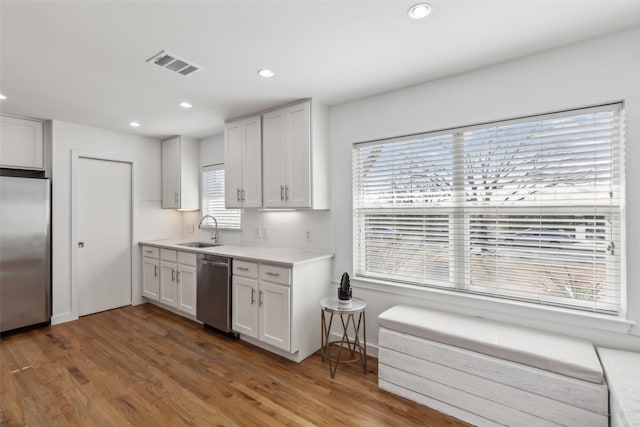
[202,164,241,230]
[353,104,624,314]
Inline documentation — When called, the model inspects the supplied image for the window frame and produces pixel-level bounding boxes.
[201,163,242,231]
[352,103,625,315]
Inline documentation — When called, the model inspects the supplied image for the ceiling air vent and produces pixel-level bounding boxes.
[146,50,202,76]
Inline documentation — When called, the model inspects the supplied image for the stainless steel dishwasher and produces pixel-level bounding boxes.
[196,254,233,334]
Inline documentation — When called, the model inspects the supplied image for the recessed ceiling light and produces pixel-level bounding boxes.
[0,94,6,100]
[179,101,193,109]
[408,3,432,19]
[129,121,141,128]
[257,69,275,78]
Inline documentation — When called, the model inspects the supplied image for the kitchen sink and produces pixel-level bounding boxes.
[177,242,222,248]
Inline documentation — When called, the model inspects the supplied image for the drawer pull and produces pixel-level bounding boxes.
[145,250,153,254]
[265,272,280,277]
[237,266,249,271]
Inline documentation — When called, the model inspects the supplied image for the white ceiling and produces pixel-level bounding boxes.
[2,1,640,140]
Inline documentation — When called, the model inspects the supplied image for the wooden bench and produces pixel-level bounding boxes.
[378,305,608,427]
[597,347,640,427]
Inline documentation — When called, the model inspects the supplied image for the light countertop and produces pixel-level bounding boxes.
[139,239,333,267]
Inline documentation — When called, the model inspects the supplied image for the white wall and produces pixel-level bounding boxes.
[329,26,640,352]
[183,134,332,251]
[50,121,182,324]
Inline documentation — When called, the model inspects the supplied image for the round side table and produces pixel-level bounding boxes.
[320,296,367,378]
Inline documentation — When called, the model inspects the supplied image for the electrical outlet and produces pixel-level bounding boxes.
[305,230,312,242]
[261,226,270,240]
[255,227,260,239]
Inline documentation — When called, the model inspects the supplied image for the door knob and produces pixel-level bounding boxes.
[78,242,84,248]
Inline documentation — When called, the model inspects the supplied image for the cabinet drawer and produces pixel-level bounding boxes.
[178,251,197,267]
[259,264,291,286]
[233,260,258,278]
[142,246,159,259]
[160,248,177,262]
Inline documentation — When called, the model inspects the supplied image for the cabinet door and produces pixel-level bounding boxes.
[258,281,291,351]
[285,102,311,208]
[224,122,243,208]
[162,137,180,209]
[241,116,262,208]
[0,116,44,169]
[160,260,178,307]
[142,257,160,301]
[261,110,286,208]
[177,264,197,316]
[232,276,258,338]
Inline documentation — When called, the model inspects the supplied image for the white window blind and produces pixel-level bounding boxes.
[353,104,624,314]
[202,164,241,230]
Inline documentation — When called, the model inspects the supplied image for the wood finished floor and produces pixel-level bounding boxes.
[1,303,470,427]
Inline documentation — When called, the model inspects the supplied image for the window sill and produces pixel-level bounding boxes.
[352,276,635,336]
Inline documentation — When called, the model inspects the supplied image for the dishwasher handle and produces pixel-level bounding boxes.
[201,260,229,268]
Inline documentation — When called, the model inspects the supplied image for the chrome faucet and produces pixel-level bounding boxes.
[199,215,220,244]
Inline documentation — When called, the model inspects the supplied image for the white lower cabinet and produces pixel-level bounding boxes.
[176,252,197,316]
[160,259,179,307]
[141,246,160,301]
[232,275,258,338]
[258,281,290,351]
[232,260,293,353]
[143,247,197,317]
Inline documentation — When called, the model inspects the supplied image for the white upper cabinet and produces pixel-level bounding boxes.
[162,136,199,210]
[262,100,329,209]
[224,115,262,208]
[0,115,44,170]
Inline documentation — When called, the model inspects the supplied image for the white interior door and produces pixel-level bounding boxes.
[76,157,132,316]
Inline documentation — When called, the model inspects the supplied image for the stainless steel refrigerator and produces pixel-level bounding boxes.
[0,171,51,333]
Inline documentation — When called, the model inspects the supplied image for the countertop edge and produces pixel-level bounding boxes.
[139,240,334,267]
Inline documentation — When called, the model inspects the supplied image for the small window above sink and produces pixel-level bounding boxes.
[177,242,221,248]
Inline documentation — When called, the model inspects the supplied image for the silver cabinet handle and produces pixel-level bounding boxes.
[241,189,246,201]
[176,271,180,283]
[251,288,255,305]
[175,192,179,204]
[265,272,280,277]
[285,185,289,201]
[237,188,241,201]
[171,269,175,282]
[145,249,153,254]
[237,266,249,271]
[280,185,284,201]
[154,265,158,277]
[259,290,263,306]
